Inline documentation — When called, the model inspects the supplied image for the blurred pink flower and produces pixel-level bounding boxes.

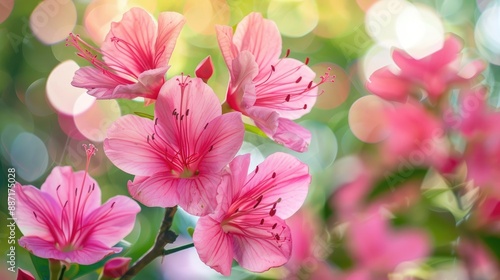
[366,34,485,102]
[67,7,185,105]
[15,146,140,265]
[216,12,333,152]
[16,268,35,280]
[472,194,500,232]
[346,212,430,276]
[193,153,311,275]
[458,239,500,280]
[104,76,244,216]
[102,257,131,279]
[382,101,452,171]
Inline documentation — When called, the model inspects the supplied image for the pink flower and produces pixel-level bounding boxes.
[216,13,333,152]
[195,56,214,83]
[366,34,485,102]
[15,145,140,265]
[347,212,430,276]
[193,153,311,275]
[67,7,185,105]
[102,257,131,279]
[104,76,244,216]
[17,268,35,280]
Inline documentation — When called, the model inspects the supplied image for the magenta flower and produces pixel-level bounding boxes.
[14,146,140,265]
[193,153,311,275]
[67,7,185,105]
[104,76,244,216]
[216,13,333,152]
[366,34,485,102]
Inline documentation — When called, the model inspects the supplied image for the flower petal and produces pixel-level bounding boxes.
[272,118,311,153]
[102,8,157,77]
[193,216,234,276]
[104,115,167,176]
[366,67,411,102]
[84,195,140,248]
[232,219,291,273]
[247,106,280,136]
[72,67,132,99]
[197,112,244,173]
[232,12,281,81]
[225,51,259,112]
[127,173,180,208]
[19,236,119,265]
[177,173,222,216]
[242,152,310,219]
[40,166,101,217]
[155,12,185,67]
[15,184,61,239]
[112,66,169,100]
[215,24,238,72]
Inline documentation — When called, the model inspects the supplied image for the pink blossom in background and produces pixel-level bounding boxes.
[14,147,140,265]
[346,211,430,277]
[193,153,310,275]
[67,7,185,105]
[458,239,500,280]
[104,76,244,216]
[16,268,35,280]
[366,34,485,102]
[472,194,500,232]
[216,12,333,152]
[102,257,131,278]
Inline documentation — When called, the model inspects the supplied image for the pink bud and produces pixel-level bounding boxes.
[17,268,35,280]
[195,56,214,83]
[102,257,131,278]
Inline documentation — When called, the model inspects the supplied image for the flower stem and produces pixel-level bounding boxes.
[163,243,194,255]
[120,206,178,280]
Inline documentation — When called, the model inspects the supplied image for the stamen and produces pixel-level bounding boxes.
[254,195,263,208]
[272,172,276,178]
[305,57,310,65]
[285,49,290,58]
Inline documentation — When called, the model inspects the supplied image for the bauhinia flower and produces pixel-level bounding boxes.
[193,153,311,275]
[15,145,140,265]
[104,76,245,216]
[216,12,333,152]
[66,7,185,105]
[366,34,485,103]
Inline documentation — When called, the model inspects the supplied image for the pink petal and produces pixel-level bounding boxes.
[112,66,169,100]
[103,257,132,278]
[195,56,214,82]
[155,77,221,145]
[215,24,238,72]
[72,67,132,99]
[241,152,310,219]
[177,173,223,216]
[272,118,311,153]
[104,115,167,176]
[17,268,36,280]
[227,51,259,112]
[19,236,119,265]
[84,195,140,248]
[15,184,60,239]
[457,59,486,80]
[381,230,430,270]
[193,216,234,276]
[214,155,250,216]
[127,173,180,208]
[102,8,157,77]
[40,166,101,217]
[254,57,317,120]
[247,106,280,135]
[232,12,281,81]
[197,112,244,173]
[155,11,186,68]
[232,219,291,273]
[366,67,411,102]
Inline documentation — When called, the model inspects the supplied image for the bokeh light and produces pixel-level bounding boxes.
[29,0,77,45]
[74,99,121,142]
[0,0,14,24]
[10,132,49,182]
[183,0,230,35]
[25,78,54,116]
[46,60,96,116]
[475,1,500,65]
[349,95,392,143]
[267,0,319,38]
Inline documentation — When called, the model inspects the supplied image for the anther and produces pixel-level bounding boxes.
[272,172,276,178]
[270,208,277,217]
[255,166,259,173]
[285,95,291,102]
[295,76,302,83]
[186,109,190,116]
[271,65,276,72]
[260,219,264,225]
[305,57,310,65]
[285,49,290,57]
[254,195,263,208]
[303,104,307,109]
[111,202,115,208]
[272,223,277,229]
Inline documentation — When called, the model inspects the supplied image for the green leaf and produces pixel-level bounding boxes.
[244,123,267,137]
[187,227,194,237]
[366,167,428,201]
[134,111,154,120]
[30,254,50,280]
[481,235,500,261]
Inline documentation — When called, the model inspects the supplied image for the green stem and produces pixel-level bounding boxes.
[58,265,66,280]
[120,207,178,280]
[163,243,194,255]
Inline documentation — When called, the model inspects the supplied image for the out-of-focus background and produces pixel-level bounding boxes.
[1,0,500,279]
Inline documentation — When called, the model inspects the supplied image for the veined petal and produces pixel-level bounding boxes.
[127,173,180,208]
[232,219,291,273]
[104,115,167,176]
[155,12,185,67]
[232,13,281,81]
[72,67,132,99]
[242,152,310,219]
[272,118,311,153]
[19,236,119,265]
[15,184,61,239]
[177,173,222,216]
[227,51,259,111]
[102,8,157,77]
[84,195,140,248]
[247,106,280,136]
[193,216,234,276]
[366,67,411,102]
[112,66,169,100]
[215,25,238,71]
[40,166,101,217]
[197,112,244,173]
